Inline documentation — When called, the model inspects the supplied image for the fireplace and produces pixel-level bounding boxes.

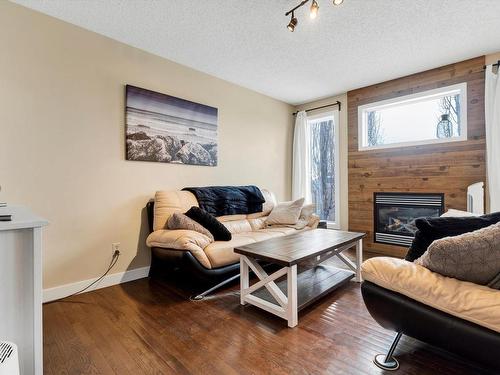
[374,193,444,247]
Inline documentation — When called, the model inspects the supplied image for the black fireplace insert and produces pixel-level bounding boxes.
[374,193,444,247]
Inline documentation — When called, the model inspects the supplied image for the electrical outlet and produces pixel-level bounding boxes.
[112,242,120,257]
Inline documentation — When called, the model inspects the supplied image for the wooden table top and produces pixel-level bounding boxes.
[234,229,365,267]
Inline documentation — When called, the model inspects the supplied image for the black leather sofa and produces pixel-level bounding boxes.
[361,281,500,371]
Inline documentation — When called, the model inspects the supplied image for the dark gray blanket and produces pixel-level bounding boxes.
[182,185,265,217]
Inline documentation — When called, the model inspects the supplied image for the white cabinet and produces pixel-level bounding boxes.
[0,206,48,375]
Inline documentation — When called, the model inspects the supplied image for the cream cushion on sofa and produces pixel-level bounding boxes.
[217,214,247,223]
[204,229,305,268]
[221,219,254,234]
[260,227,300,236]
[362,257,500,333]
[203,235,257,268]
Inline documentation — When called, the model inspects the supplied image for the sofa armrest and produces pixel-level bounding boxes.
[361,257,500,333]
[146,229,213,269]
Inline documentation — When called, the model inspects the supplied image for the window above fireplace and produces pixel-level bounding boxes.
[358,83,468,151]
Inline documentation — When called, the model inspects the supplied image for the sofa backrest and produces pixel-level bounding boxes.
[152,188,276,232]
[153,190,199,231]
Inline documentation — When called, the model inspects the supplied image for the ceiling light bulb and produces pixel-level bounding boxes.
[287,12,298,32]
[332,0,344,5]
[310,0,319,19]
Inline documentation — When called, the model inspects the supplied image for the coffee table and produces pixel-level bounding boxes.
[234,229,365,328]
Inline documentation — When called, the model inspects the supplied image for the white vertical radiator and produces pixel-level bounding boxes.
[467,182,484,215]
[0,342,19,375]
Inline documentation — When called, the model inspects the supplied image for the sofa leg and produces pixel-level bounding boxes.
[190,273,240,301]
[374,332,402,371]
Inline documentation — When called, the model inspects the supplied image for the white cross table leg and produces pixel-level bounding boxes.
[355,239,363,282]
[240,257,249,305]
[286,265,298,328]
[239,256,294,325]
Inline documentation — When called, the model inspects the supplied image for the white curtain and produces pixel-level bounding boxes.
[292,111,311,202]
[486,66,500,212]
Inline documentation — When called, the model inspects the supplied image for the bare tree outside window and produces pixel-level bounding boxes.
[309,120,335,222]
[367,111,385,146]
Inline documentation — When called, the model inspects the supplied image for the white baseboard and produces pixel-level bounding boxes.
[43,266,150,303]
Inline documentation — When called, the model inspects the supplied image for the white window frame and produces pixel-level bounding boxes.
[358,82,468,151]
[307,111,340,229]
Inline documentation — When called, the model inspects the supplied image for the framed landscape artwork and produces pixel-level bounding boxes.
[125,85,218,166]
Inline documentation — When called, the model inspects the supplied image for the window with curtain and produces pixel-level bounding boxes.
[307,113,340,227]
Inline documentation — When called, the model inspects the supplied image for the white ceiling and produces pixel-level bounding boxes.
[11,0,500,105]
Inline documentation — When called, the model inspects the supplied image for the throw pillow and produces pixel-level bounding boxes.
[299,203,315,221]
[278,203,316,230]
[185,206,232,241]
[167,212,214,241]
[265,198,305,226]
[415,223,500,286]
[405,211,500,262]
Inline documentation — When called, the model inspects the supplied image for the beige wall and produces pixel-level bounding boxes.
[0,2,293,289]
[294,94,349,230]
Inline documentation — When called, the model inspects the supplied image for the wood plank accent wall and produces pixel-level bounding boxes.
[347,56,486,257]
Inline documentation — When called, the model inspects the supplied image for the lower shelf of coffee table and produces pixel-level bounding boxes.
[252,265,354,312]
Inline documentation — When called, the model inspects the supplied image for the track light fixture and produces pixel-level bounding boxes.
[287,11,298,32]
[285,0,345,32]
[310,0,319,19]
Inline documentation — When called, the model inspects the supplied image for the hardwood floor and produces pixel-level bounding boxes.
[43,266,495,375]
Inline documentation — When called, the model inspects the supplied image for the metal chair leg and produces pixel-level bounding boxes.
[374,332,402,371]
[190,273,240,301]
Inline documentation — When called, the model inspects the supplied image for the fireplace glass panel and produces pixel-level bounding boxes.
[376,206,441,237]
